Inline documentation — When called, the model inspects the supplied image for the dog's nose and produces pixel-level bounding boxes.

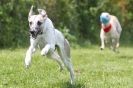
[30,30,35,34]
[30,30,34,33]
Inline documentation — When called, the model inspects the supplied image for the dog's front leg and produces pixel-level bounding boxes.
[100,29,105,50]
[25,38,37,68]
[41,44,51,56]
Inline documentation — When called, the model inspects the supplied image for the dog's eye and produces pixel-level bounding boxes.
[29,22,32,25]
[37,21,42,26]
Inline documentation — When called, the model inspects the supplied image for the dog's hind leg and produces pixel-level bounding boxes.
[116,38,120,53]
[49,51,64,71]
[58,39,75,84]
[112,38,119,53]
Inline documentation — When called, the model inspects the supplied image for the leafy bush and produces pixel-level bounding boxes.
[0,0,133,48]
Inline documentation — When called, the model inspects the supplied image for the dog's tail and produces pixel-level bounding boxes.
[64,39,70,58]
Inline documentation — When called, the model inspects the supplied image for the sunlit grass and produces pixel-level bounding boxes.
[0,46,133,88]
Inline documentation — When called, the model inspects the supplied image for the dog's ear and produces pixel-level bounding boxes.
[38,9,47,19]
[28,5,35,20]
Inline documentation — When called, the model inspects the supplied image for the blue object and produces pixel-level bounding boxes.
[100,13,110,24]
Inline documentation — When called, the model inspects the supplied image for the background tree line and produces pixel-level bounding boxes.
[0,0,133,48]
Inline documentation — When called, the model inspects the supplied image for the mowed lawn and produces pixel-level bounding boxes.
[0,46,133,88]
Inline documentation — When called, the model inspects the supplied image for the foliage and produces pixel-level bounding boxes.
[0,0,133,48]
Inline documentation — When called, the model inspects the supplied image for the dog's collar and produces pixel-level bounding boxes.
[102,24,112,33]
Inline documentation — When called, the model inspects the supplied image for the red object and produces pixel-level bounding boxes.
[102,24,112,33]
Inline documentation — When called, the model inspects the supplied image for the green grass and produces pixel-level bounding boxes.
[0,46,133,88]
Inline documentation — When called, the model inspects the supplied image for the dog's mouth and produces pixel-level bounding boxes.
[30,29,43,39]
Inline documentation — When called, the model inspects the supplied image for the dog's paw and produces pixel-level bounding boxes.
[24,60,30,69]
[113,49,120,53]
[41,49,48,56]
[70,79,75,85]
[25,65,30,69]
[100,46,104,50]
[100,47,104,50]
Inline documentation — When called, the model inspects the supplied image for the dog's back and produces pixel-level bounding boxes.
[54,29,70,58]
[110,15,122,36]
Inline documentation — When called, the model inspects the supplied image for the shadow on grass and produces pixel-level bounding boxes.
[117,55,133,60]
[59,81,85,88]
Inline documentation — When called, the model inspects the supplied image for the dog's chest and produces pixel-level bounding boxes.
[37,35,47,48]
[104,27,118,39]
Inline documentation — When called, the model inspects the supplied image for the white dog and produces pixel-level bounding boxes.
[100,12,122,52]
[24,6,75,84]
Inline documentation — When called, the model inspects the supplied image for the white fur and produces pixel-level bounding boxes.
[25,6,75,84]
[100,12,122,52]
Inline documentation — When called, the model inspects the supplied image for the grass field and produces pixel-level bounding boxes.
[0,45,133,88]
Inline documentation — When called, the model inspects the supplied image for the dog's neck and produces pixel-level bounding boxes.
[102,23,112,33]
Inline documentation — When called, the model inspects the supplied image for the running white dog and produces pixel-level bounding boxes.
[24,6,75,84]
[100,12,122,52]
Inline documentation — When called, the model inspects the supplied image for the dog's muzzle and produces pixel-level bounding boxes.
[30,28,43,39]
